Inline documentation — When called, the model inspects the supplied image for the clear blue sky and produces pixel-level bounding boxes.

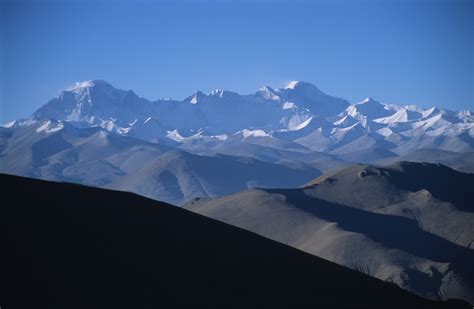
[1,0,473,122]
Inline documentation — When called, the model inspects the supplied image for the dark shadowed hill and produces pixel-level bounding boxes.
[0,174,469,309]
[186,162,474,304]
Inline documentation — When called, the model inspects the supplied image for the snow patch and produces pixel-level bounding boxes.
[209,89,224,97]
[239,129,270,138]
[282,101,295,109]
[258,86,280,100]
[331,122,361,135]
[346,105,359,118]
[292,117,313,131]
[166,129,185,142]
[166,129,228,142]
[373,109,420,124]
[1,120,16,128]
[118,127,132,134]
[457,110,473,123]
[190,96,198,104]
[421,107,438,119]
[285,81,300,89]
[333,116,349,126]
[376,127,393,137]
[67,80,95,92]
[211,134,228,141]
[36,120,64,133]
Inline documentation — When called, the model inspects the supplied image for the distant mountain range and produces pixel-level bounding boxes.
[1,80,472,204]
[185,162,474,304]
[0,120,321,205]
[4,80,473,155]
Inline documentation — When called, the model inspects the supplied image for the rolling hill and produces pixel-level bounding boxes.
[2,173,469,308]
[185,162,474,304]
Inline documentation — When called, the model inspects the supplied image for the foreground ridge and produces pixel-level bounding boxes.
[1,173,470,308]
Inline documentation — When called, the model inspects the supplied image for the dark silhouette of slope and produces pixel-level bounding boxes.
[0,174,469,308]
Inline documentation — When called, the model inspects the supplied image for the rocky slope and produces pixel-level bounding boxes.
[185,162,474,303]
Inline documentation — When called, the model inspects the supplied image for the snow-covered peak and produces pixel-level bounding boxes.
[345,105,359,118]
[257,86,280,100]
[67,80,94,92]
[340,98,383,122]
[284,81,318,90]
[259,85,274,92]
[189,91,206,104]
[66,80,112,93]
[277,81,349,117]
[421,107,440,119]
[344,97,391,120]
[373,109,421,124]
[285,81,300,89]
[23,79,474,155]
[207,89,239,99]
[208,89,225,97]
[358,97,377,105]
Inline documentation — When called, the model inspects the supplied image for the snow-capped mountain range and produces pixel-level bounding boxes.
[3,79,474,156]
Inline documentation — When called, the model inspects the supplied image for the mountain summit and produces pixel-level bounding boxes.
[33,80,146,125]
[4,79,474,156]
[66,80,113,92]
